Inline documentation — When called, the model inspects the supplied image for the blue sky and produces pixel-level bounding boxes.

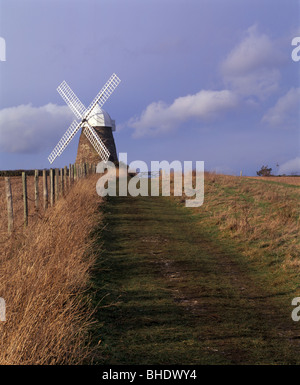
[0,0,299,175]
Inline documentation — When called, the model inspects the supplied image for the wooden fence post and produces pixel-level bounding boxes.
[34,169,39,210]
[55,169,59,202]
[50,168,54,206]
[70,164,73,184]
[60,168,64,196]
[64,166,67,191]
[43,169,48,209]
[22,172,28,227]
[74,164,77,181]
[5,177,14,234]
[69,163,72,186]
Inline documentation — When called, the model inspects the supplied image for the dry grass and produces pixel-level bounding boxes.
[0,174,102,364]
[171,172,299,272]
[247,176,300,186]
[0,175,52,239]
[204,173,299,270]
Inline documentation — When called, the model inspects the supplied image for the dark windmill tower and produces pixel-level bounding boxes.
[76,105,118,165]
[48,73,121,166]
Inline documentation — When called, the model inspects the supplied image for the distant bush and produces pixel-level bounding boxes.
[256,165,272,177]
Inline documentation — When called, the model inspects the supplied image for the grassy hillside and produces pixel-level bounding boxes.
[182,173,299,282]
[89,173,300,364]
[0,172,298,364]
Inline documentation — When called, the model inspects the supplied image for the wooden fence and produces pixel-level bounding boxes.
[3,163,97,234]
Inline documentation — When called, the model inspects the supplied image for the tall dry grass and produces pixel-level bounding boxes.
[0,174,102,364]
[0,175,53,239]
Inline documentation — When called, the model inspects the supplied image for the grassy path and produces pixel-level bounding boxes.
[90,194,299,365]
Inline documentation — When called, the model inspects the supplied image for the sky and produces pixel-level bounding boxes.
[0,0,299,176]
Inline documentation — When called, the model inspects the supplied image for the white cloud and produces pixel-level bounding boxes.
[278,157,300,175]
[261,87,300,128]
[221,25,284,100]
[128,89,238,137]
[125,26,289,139]
[0,103,74,153]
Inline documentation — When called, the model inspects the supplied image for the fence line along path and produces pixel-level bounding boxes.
[2,163,97,234]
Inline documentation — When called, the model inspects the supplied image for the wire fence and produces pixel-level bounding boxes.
[1,163,98,235]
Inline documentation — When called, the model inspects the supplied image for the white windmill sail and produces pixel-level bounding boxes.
[57,80,86,120]
[83,122,110,162]
[48,73,121,164]
[48,120,82,164]
[84,73,121,120]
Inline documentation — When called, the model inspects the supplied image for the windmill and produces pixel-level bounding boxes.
[48,73,121,165]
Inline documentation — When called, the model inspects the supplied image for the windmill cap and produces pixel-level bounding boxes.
[84,104,116,130]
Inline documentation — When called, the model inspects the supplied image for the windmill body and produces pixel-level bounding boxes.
[48,73,121,165]
[77,105,118,164]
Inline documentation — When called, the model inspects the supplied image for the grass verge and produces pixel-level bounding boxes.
[0,175,102,364]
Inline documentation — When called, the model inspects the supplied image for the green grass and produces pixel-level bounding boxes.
[88,191,300,365]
